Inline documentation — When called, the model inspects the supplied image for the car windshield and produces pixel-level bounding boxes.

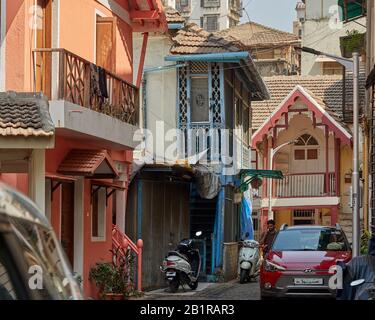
[272,228,349,251]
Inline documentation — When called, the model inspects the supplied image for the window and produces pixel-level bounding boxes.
[202,0,220,8]
[191,77,209,122]
[323,62,343,75]
[92,187,106,240]
[294,134,319,160]
[204,15,219,32]
[338,0,367,22]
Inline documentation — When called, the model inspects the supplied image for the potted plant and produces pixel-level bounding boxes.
[340,29,366,58]
[89,262,128,300]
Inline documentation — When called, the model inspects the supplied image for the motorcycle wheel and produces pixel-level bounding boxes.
[240,269,248,284]
[188,281,198,290]
[169,279,179,293]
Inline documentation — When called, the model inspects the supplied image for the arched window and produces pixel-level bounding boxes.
[294,134,319,160]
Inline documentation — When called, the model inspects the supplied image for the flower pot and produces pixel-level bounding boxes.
[104,293,124,300]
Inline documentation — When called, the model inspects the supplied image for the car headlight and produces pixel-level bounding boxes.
[264,259,286,272]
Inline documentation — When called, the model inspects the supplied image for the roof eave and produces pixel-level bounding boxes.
[165,51,250,62]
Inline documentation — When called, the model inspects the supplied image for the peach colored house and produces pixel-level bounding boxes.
[0,0,166,298]
[251,76,362,241]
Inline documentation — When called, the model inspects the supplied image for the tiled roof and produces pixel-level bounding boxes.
[0,92,54,137]
[170,23,243,54]
[165,7,185,24]
[251,75,365,130]
[217,21,300,48]
[58,149,119,178]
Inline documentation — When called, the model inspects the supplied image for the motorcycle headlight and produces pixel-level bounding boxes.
[264,260,286,272]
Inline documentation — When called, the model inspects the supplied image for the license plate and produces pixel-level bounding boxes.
[294,278,323,285]
[166,272,176,277]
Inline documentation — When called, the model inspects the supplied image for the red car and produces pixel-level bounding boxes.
[260,224,352,299]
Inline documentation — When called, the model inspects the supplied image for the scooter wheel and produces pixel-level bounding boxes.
[188,281,198,290]
[240,269,248,284]
[169,279,179,293]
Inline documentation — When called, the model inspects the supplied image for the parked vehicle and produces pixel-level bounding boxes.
[160,232,202,293]
[260,224,351,299]
[238,240,261,284]
[0,183,83,300]
[350,279,375,300]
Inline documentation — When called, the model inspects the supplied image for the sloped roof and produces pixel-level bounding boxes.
[169,23,270,100]
[165,7,185,24]
[251,75,365,130]
[0,92,54,137]
[218,21,300,48]
[170,23,243,54]
[252,85,352,146]
[58,149,119,178]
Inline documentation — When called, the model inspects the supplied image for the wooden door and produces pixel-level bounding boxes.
[96,16,117,72]
[61,183,75,266]
[35,0,52,97]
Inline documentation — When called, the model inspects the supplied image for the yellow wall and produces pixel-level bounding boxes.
[275,210,292,229]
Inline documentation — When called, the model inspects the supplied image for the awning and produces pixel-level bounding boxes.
[90,180,125,205]
[45,172,76,183]
[240,169,283,192]
[57,149,119,179]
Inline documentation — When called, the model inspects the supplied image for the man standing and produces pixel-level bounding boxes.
[260,220,277,255]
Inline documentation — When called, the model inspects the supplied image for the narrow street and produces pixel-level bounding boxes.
[140,280,260,300]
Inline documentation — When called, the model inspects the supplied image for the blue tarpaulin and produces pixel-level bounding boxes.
[241,193,254,240]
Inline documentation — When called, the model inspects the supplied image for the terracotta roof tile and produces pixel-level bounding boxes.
[251,74,366,130]
[165,7,185,24]
[218,21,301,48]
[0,92,54,137]
[58,149,119,178]
[170,23,242,55]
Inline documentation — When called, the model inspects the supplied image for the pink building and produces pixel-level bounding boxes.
[0,0,166,298]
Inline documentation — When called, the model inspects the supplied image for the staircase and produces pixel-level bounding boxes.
[112,224,143,292]
[189,186,217,278]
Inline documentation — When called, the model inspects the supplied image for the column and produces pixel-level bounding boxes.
[115,189,127,233]
[28,149,46,213]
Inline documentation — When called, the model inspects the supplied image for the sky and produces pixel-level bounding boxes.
[241,0,298,33]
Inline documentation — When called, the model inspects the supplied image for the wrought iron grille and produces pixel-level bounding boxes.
[178,65,189,130]
[211,62,222,128]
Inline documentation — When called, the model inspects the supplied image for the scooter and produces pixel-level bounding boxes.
[350,279,375,300]
[160,231,202,293]
[238,239,261,284]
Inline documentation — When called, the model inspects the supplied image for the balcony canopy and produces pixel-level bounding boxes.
[128,0,168,32]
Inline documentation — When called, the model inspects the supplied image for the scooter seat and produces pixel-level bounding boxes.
[168,251,189,261]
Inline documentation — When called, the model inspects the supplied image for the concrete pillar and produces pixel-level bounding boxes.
[28,149,46,213]
[73,177,84,277]
[115,189,126,233]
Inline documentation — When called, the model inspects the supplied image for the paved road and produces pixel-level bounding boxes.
[139,279,260,300]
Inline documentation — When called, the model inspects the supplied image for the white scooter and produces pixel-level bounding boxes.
[160,232,202,293]
[238,239,261,284]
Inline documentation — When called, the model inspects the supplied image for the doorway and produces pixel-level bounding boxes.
[35,0,52,96]
[292,209,315,225]
[95,16,117,72]
[61,182,75,266]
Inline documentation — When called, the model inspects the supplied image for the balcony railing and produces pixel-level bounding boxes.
[274,173,336,198]
[32,48,139,126]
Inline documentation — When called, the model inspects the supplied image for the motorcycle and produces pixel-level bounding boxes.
[160,232,202,293]
[238,239,261,284]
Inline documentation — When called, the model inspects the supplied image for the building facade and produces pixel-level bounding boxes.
[164,0,242,31]
[300,0,366,76]
[131,13,269,287]
[251,75,364,241]
[0,0,167,298]
[219,21,301,77]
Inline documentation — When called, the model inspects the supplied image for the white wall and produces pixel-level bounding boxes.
[133,33,178,161]
[302,0,366,75]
